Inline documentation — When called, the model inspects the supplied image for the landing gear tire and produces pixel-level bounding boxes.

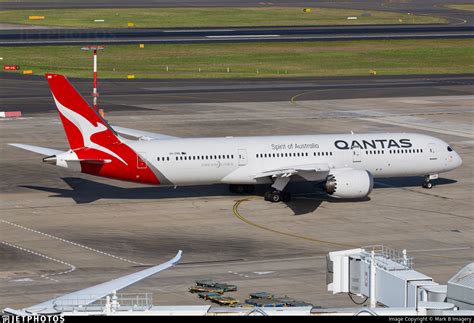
[264,191,291,203]
[264,191,272,201]
[422,182,433,189]
[422,176,434,189]
[271,192,281,203]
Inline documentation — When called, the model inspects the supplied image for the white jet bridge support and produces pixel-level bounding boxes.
[326,245,473,315]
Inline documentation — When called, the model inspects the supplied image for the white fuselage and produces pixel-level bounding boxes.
[126,133,462,187]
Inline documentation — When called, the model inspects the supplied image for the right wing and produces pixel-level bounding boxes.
[255,163,330,191]
[112,125,179,141]
[23,250,182,314]
[255,163,330,180]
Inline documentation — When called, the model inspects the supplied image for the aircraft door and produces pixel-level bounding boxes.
[137,152,148,169]
[238,149,248,166]
[352,148,362,163]
[429,143,437,160]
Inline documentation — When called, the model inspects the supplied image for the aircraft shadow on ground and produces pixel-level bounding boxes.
[20,176,457,215]
[374,176,457,188]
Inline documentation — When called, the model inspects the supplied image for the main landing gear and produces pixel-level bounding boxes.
[422,174,438,189]
[264,190,291,203]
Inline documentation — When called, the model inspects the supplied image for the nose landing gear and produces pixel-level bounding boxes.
[422,180,433,189]
[422,174,438,189]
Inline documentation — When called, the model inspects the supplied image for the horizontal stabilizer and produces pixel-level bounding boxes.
[9,143,65,156]
[112,125,178,141]
[78,159,112,164]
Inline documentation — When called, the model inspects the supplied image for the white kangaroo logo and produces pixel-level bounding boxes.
[54,95,128,166]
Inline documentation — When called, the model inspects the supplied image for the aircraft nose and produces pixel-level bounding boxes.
[454,152,463,168]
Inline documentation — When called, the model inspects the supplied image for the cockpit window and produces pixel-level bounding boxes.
[447,146,453,152]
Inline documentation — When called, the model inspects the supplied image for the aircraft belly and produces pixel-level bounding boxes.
[161,164,237,185]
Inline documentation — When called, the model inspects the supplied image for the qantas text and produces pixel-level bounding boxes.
[334,139,412,150]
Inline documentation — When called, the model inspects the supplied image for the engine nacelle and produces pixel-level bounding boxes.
[324,169,373,199]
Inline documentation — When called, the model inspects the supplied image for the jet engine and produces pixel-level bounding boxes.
[324,169,373,199]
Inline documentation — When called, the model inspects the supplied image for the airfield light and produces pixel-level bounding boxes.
[81,45,105,115]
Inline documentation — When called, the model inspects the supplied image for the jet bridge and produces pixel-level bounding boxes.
[326,245,464,314]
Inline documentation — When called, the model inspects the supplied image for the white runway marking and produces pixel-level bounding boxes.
[0,219,147,266]
[12,278,34,282]
[359,117,474,138]
[253,271,275,275]
[1,241,76,282]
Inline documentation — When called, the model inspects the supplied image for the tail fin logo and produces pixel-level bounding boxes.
[53,95,128,165]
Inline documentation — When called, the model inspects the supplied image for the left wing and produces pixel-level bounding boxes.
[21,250,182,314]
[112,125,179,141]
[255,163,330,191]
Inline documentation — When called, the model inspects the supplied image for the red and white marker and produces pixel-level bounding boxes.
[0,111,22,118]
[81,46,105,112]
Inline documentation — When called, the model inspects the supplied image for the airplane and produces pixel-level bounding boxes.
[9,74,462,203]
[3,250,182,315]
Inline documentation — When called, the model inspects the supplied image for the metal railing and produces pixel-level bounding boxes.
[52,292,153,312]
[361,245,414,270]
